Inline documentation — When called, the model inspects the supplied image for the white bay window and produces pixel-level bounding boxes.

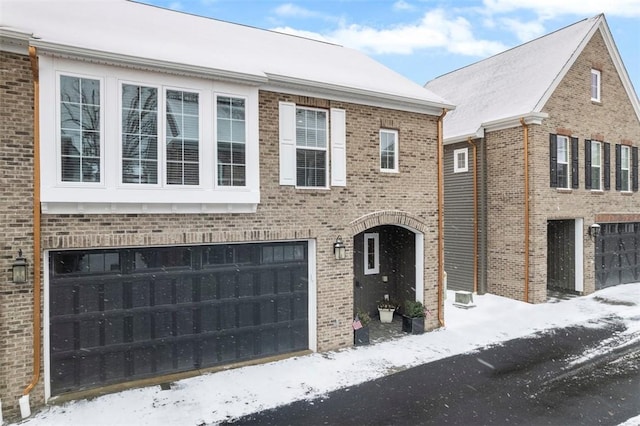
[41,56,259,214]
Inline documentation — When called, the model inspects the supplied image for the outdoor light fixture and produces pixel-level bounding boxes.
[333,236,346,260]
[588,223,601,239]
[12,249,28,284]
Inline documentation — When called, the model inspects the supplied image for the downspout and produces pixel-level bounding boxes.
[520,118,530,303]
[437,108,447,327]
[24,46,42,404]
[467,138,478,294]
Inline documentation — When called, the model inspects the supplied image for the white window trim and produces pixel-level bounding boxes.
[621,145,631,192]
[40,56,260,214]
[591,140,602,191]
[364,232,380,275]
[557,135,570,189]
[380,129,399,173]
[295,106,329,189]
[56,71,105,187]
[214,92,249,189]
[591,69,601,102]
[453,147,469,173]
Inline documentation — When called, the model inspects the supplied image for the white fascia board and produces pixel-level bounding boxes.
[264,74,455,116]
[31,40,268,86]
[482,112,548,133]
[0,28,31,54]
[443,128,485,145]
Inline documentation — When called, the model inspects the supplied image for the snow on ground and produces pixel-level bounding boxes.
[11,283,640,426]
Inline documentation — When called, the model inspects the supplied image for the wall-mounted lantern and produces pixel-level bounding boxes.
[12,249,28,283]
[588,223,601,240]
[333,236,346,260]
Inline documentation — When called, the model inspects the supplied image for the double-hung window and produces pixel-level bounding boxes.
[217,96,246,186]
[590,141,602,190]
[556,136,570,188]
[380,129,398,172]
[60,75,102,183]
[295,107,328,188]
[620,145,630,192]
[585,139,610,191]
[591,69,601,102]
[165,90,199,185]
[550,134,578,189]
[121,84,158,184]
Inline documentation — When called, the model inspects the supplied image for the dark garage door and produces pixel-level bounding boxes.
[595,223,639,289]
[49,242,308,395]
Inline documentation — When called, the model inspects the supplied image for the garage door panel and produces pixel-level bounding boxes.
[596,223,639,289]
[49,242,309,396]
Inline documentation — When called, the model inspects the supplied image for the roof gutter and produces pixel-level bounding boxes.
[22,45,42,417]
[266,73,455,115]
[443,112,547,145]
[30,40,268,86]
[437,108,448,327]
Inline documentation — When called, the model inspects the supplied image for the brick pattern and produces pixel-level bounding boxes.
[484,30,640,303]
[0,51,42,420]
[0,53,442,419]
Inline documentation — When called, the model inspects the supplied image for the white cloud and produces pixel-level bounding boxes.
[273,9,507,57]
[500,17,546,42]
[483,0,640,18]
[393,0,415,11]
[274,3,321,18]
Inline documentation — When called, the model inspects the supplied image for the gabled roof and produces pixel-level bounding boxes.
[425,14,640,143]
[0,0,453,113]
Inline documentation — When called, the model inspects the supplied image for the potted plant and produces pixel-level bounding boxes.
[402,300,425,334]
[377,299,397,323]
[353,310,371,346]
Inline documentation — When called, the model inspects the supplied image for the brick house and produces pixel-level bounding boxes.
[426,15,640,303]
[0,1,453,419]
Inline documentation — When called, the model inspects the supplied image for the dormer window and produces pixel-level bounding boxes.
[591,69,601,102]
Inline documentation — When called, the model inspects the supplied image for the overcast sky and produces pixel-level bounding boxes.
[141,0,639,93]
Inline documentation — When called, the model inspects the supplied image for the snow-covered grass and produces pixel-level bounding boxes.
[11,283,639,426]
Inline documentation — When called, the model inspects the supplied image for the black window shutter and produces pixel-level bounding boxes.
[632,146,639,192]
[549,134,557,188]
[585,140,592,190]
[604,142,610,190]
[615,144,622,191]
[571,137,579,189]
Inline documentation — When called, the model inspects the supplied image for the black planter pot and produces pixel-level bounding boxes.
[354,326,370,345]
[402,316,424,334]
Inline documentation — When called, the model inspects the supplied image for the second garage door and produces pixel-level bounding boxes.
[49,241,309,395]
[595,223,639,289]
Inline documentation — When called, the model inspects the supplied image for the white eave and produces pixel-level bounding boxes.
[31,40,269,86]
[443,112,548,145]
[265,73,455,115]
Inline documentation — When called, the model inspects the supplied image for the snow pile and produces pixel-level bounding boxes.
[11,283,639,426]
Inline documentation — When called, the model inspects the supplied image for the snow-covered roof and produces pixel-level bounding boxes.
[425,14,640,143]
[0,0,452,113]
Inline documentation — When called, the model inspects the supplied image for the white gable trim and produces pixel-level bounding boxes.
[443,112,547,145]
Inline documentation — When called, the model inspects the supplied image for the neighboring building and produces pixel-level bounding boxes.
[0,1,453,419]
[426,15,640,302]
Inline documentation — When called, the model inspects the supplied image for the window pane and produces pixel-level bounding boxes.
[591,167,601,190]
[122,84,158,185]
[165,90,199,185]
[296,149,326,187]
[557,164,568,188]
[217,97,246,187]
[60,75,101,182]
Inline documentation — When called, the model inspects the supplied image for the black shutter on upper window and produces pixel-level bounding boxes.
[604,142,610,190]
[615,144,622,191]
[549,134,557,188]
[571,137,579,189]
[584,140,592,190]
[632,146,639,192]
